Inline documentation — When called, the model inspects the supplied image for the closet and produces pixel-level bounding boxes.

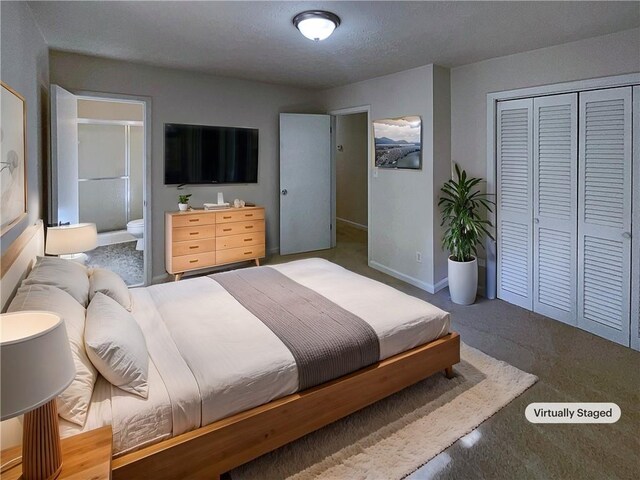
[496,86,635,346]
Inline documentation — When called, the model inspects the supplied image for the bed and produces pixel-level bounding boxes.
[1,221,460,480]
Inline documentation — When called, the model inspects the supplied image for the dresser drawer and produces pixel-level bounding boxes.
[216,209,264,224]
[172,238,216,257]
[216,232,264,250]
[216,245,266,265]
[216,220,264,237]
[171,252,216,272]
[172,213,216,228]
[172,225,216,242]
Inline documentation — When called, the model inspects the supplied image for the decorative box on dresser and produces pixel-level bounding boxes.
[166,206,266,281]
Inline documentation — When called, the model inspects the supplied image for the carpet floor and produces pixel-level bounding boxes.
[230,343,537,480]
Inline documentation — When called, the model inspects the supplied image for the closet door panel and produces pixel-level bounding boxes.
[533,94,578,325]
[578,87,632,346]
[631,86,640,351]
[497,99,533,309]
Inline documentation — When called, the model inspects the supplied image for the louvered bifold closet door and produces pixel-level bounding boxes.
[533,94,578,325]
[578,87,632,346]
[497,99,533,309]
[632,86,640,351]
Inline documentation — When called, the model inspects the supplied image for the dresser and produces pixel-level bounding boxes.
[165,206,266,281]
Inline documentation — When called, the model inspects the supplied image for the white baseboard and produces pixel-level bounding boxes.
[336,217,368,231]
[369,260,447,294]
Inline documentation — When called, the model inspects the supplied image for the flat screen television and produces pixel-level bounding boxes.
[164,123,258,184]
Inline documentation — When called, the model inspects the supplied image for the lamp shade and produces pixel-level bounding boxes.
[0,311,75,420]
[45,223,97,255]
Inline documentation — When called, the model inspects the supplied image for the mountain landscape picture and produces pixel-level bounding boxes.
[373,116,422,169]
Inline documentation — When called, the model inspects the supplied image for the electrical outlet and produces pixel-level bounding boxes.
[416,252,422,263]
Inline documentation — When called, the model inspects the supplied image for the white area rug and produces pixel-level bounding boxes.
[230,343,537,480]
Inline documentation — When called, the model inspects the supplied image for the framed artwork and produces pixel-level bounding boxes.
[1,82,27,235]
[373,115,422,169]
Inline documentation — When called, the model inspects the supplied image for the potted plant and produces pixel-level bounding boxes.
[439,165,494,305]
[178,194,192,211]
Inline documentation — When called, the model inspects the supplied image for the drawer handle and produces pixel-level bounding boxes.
[244,251,253,255]
[189,260,198,264]
[189,232,199,236]
[245,225,253,229]
[245,214,253,217]
[244,238,253,242]
[223,228,232,232]
[223,216,232,219]
[189,246,199,250]
[189,219,200,223]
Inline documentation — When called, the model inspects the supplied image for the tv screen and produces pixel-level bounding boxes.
[164,123,258,184]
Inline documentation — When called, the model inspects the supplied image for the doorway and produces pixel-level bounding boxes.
[332,109,369,258]
[50,86,151,285]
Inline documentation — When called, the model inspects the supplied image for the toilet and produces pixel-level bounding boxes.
[127,219,144,251]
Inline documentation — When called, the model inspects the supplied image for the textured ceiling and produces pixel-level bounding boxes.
[29,1,640,89]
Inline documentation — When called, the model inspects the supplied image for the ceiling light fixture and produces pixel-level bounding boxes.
[293,10,341,42]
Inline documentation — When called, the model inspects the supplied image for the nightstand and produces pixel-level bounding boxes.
[0,426,112,480]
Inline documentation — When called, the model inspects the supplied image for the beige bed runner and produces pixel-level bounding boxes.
[210,267,380,390]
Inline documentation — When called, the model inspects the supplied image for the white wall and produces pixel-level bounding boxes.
[320,65,450,292]
[0,2,49,254]
[336,113,368,228]
[451,27,640,180]
[49,51,317,279]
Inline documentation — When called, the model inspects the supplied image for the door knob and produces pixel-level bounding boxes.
[281,189,288,196]
[534,218,540,224]
[622,232,631,239]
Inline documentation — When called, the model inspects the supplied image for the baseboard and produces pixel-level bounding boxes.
[336,217,368,231]
[152,273,171,284]
[369,260,446,294]
[268,246,279,255]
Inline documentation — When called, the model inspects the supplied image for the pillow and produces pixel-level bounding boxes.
[89,268,132,311]
[22,256,90,306]
[7,284,98,426]
[85,293,149,398]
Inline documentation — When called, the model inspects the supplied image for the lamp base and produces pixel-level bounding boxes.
[22,399,62,480]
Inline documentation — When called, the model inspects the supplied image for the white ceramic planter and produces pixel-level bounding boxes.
[178,203,189,211]
[448,256,478,305]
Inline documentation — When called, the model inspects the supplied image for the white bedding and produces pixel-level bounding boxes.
[63,258,450,455]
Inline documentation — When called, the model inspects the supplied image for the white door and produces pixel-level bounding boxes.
[50,84,78,225]
[497,99,533,309]
[631,85,640,351]
[577,87,633,346]
[279,114,332,255]
[533,94,578,325]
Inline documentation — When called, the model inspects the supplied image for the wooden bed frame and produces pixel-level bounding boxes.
[1,220,461,480]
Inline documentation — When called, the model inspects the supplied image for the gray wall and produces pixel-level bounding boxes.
[0,2,49,253]
[319,65,451,292]
[49,51,317,279]
[451,27,640,180]
[336,113,368,228]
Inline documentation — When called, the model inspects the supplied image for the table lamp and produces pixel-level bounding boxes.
[45,223,97,263]
[1,311,75,480]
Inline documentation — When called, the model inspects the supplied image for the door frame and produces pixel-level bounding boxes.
[486,73,640,301]
[328,105,371,261]
[69,89,153,286]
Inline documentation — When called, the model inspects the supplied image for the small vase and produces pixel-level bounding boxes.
[178,203,189,211]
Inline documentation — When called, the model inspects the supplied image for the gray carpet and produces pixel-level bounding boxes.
[86,241,143,286]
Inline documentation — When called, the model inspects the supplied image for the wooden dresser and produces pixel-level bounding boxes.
[165,206,266,280]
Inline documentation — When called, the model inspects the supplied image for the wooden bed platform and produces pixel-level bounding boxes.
[0,221,460,479]
[113,332,460,480]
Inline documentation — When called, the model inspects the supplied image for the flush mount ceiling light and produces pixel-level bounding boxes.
[293,10,341,42]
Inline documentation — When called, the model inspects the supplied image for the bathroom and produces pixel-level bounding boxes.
[75,97,145,285]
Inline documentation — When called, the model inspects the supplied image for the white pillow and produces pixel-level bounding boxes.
[22,256,90,306]
[85,293,149,398]
[89,268,132,311]
[8,284,98,426]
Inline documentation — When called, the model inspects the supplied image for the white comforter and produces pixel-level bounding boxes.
[61,258,450,455]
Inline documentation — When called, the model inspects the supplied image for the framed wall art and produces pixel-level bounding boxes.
[1,82,27,235]
[373,115,422,170]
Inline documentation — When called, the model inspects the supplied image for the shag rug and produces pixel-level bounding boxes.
[86,241,143,285]
[230,343,537,480]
